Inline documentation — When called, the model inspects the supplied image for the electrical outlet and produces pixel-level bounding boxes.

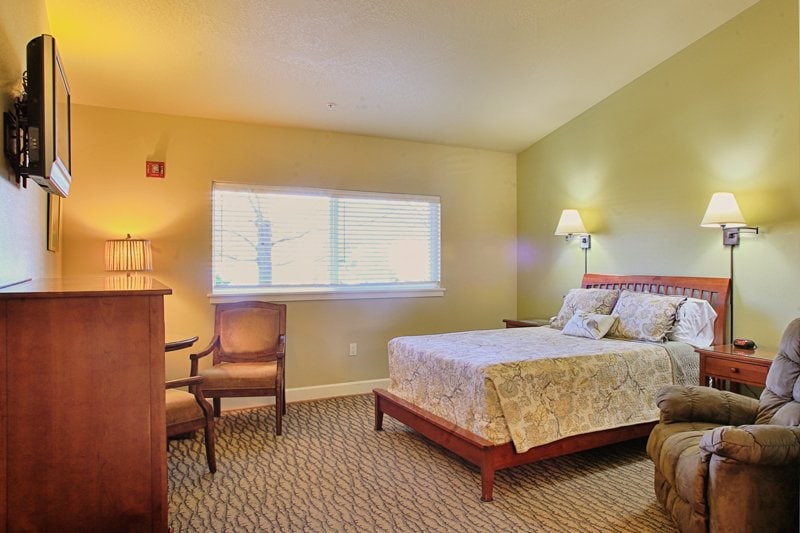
[349,343,358,356]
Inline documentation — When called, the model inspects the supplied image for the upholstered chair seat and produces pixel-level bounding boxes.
[166,390,206,426]
[647,318,800,533]
[200,361,278,390]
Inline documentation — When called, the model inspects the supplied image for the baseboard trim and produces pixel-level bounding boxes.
[218,377,390,411]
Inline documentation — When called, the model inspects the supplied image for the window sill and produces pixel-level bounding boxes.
[209,286,445,303]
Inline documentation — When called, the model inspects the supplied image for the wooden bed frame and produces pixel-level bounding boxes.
[373,273,731,501]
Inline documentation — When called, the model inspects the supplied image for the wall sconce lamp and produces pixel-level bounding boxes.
[105,234,153,275]
[554,209,591,249]
[700,192,759,344]
[700,192,759,246]
[555,209,591,273]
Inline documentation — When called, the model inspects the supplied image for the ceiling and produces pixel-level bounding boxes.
[45,0,758,153]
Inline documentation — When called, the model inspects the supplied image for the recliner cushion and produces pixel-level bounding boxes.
[700,424,800,464]
[647,421,721,516]
[756,318,800,425]
[756,352,800,425]
[770,400,800,426]
[656,385,758,426]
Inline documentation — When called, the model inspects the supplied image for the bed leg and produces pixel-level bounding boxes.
[374,392,384,431]
[480,458,495,502]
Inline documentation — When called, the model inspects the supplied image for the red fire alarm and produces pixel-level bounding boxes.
[146,161,165,178]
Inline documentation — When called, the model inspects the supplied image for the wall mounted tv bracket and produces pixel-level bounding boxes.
[3,73,31,189]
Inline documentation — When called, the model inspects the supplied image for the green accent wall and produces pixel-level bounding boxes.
[517,0,800,343]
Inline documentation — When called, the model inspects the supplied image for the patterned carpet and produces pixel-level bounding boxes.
[167,394,678,532]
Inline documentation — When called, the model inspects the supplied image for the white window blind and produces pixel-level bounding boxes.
[212,183,441,296]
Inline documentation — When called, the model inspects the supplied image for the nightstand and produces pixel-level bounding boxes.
[697,344,777,391]
[503,318,550,328]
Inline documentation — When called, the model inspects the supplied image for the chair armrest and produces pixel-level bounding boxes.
[700,425,800,465]
[189,335,219,375]
[190,336,219,361]
[277,333,286,359]
[166,376,204,390]
[655,385,759,425]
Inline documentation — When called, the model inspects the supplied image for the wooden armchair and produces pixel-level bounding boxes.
[190,301,287,435]
[166,375,216,473]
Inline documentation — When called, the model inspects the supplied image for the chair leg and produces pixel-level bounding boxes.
[282,387,287,415]
[213,398,221,417]
[204,423,217,473]
[193,389,218,473]
[275,392,283,436]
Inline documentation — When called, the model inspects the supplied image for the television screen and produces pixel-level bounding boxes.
[26,34,72,197]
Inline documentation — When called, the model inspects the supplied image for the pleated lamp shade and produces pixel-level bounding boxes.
[105,234,153,272]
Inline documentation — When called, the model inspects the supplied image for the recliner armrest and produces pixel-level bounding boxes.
[700,425,800,465]
[655,385,758,425]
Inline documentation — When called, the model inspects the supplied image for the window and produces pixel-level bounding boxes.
[212,183,442,300]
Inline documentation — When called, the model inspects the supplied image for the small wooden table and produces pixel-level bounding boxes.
[503,318,550,328]
[697,344,777,391]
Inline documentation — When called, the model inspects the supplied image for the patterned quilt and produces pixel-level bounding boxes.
[387,326,697,453]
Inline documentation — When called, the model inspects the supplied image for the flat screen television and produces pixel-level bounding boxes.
[26,34,71,197]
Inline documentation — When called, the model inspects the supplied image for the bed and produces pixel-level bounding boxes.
[373,273,730,501]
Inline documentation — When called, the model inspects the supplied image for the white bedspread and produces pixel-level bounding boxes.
[388,326,697,453]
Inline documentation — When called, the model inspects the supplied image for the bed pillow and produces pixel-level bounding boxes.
[549,288,620,330]
[561,311,617,340]
[668,297,718,347]
[608,290,686,343]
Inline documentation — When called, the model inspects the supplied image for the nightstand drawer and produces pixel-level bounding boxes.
[703,357,768,386]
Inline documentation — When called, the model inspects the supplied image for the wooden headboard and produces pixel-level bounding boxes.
[581,273,731,346]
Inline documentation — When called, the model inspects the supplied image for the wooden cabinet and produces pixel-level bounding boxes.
[0,277,171,532]
[697,344,776,391]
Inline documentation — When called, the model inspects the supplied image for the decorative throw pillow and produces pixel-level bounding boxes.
[609,290,686,343]
[668,297,718,347]
[549,288,620,330]
[561,311,617,340]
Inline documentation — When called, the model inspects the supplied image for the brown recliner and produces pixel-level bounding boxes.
[647,318,800,533]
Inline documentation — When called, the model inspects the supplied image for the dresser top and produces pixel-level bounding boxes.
[0,276,172,299]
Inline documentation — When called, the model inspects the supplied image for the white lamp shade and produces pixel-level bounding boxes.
[105,234,153,271]
[700,192,746,228]
[554,209,588,235]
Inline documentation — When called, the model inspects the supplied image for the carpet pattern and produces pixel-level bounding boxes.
[168,394,677,532]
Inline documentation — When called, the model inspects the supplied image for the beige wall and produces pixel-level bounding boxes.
[0,0,59,284]
[518,0,800,344]
[62,107,518,389]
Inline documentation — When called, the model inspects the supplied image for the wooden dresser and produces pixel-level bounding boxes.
[0,277,172,531]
